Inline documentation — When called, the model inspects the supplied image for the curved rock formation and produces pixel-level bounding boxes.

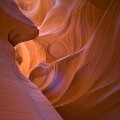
[1,0,120,120]
[0,0,63,119]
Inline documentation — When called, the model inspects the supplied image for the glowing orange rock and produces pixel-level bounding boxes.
[12,0,120,119]
[0,0,63,119]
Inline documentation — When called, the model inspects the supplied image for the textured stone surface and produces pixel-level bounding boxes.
[0,0,63,119]
[1,0,120,120]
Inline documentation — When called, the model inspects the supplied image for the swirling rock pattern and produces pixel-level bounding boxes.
[0,0,63,120]
[13,0,120,119]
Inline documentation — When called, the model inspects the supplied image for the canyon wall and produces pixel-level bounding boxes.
[13,0,120,119]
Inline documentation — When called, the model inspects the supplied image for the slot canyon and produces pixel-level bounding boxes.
[0,0,120,120]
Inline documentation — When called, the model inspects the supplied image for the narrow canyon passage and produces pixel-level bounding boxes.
[0,0,63,119]
[0,0,120,120]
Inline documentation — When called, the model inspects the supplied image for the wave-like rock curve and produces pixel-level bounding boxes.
[7,0,120,119]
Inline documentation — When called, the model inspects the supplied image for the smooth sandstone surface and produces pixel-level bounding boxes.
[0,0,63,120]
[0,0,120,120]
